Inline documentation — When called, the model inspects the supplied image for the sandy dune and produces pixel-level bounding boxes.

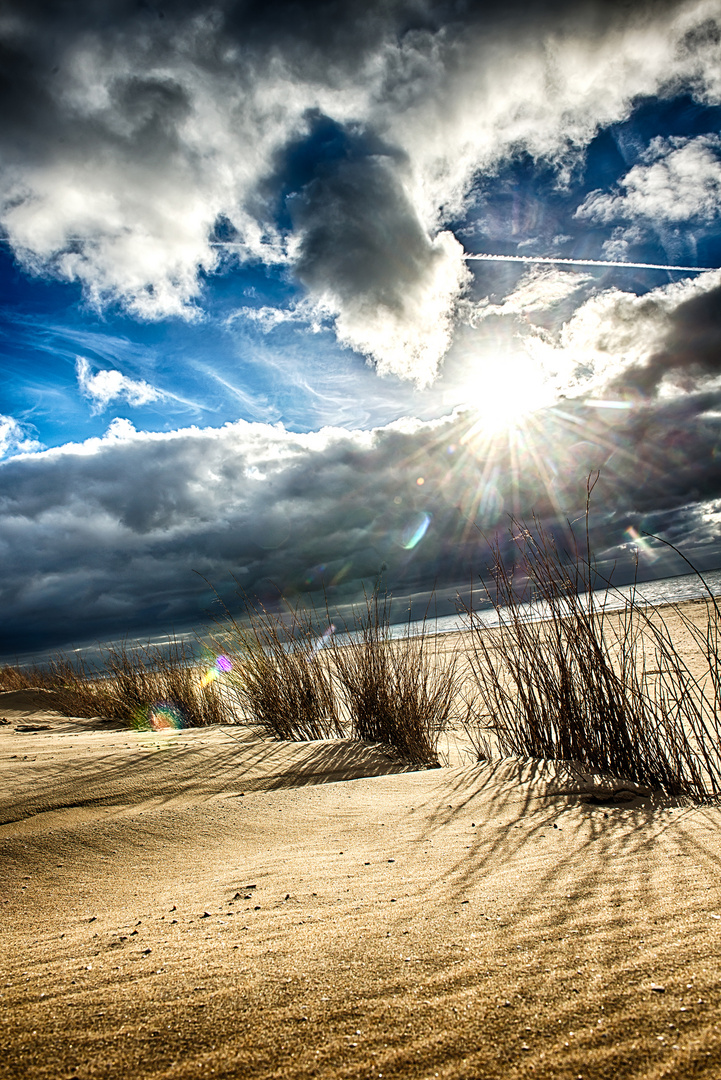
[3,675,721,1079]
[0,690,417,835]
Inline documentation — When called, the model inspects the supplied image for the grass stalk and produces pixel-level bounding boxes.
[331,587,459,766]
[462,479,721,800]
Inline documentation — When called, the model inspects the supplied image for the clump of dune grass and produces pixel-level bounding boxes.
[463,478,721,800]
[92,640,236,729]
[0,663,45,692]
[2,640,235,729]
[210,596,344,741]
[207,580,460,764]
[331,587,459,766]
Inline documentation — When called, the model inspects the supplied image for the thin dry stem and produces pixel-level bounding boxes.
[462,479,721,800]
[1,640,234,729]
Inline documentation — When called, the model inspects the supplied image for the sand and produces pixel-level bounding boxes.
[3,607,721,1079]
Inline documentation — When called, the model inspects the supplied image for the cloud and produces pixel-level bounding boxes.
[0,413,468,654]
[227,298,326,334]
[462,267,593,325]
[618,277,721,396]
[577,134,721,226]
[521,269,721,398]
[75,357,163,412]
[290,154,470,384]
[0,415,43,459]
[1,1,721,384]
[4,389,721,658]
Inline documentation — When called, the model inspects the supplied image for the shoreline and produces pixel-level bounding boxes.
[4,565,721,671]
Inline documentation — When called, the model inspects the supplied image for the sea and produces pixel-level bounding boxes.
[10,566,721,669]
[385,566,721,640]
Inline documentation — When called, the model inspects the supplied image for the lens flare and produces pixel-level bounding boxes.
[400,512,432,550]
[625,526,660,563]
[330,560,353,586]
[133,702,185,732]
[304,563,327,586]
[200,654,233,687]
[310,624,336,655]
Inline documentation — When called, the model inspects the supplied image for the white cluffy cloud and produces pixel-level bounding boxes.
[76,357,163,412]
[0,415,43,459]
[577,134,721,226]
[462,267,593,325]
[1,1,721,384]
[523,268,721,396]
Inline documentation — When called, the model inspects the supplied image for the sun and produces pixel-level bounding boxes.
[457,351,551,436]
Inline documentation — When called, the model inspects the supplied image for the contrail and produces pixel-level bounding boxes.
[0,236,713,274]
[464,252,713,273]
[206,243,712,272]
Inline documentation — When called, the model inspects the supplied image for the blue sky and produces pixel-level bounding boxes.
[3,0,721,657]
[5,90,721,447]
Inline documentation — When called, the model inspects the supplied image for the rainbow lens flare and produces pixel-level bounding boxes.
[200,653,233,687]
[400,512,431,550]
[310,624,336,655]
[133,702,185,732]
[625,526,659,563]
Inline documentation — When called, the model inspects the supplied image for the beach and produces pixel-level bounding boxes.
[3,604,721,1079]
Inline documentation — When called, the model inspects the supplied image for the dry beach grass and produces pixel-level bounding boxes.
[205,585,462,764]
[0,638,234,730]
[460,518,721,800]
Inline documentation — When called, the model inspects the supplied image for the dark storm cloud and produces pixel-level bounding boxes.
[4,391,721,658]
[617,282,721,396]
[290,148,468,384]
[0,416,469,654]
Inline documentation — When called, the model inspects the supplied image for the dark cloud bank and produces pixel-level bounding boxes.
[4,373,721,658]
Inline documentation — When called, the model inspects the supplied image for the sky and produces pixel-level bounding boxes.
[4,0,721,659]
